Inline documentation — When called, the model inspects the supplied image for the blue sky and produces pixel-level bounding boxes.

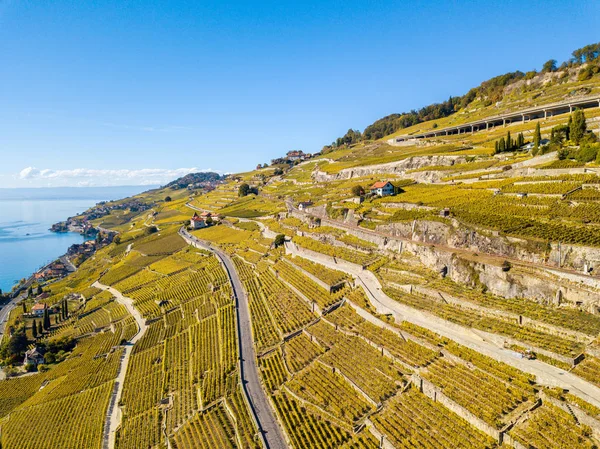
[0,0,598,187]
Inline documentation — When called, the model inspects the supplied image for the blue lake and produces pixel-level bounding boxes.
[0,186,155,292]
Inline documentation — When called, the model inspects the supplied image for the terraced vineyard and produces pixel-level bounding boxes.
[5,61,600,449]
[383,286,584,359]
[371,386,498,449]
[509,403,596,449]
[421,358,533,428]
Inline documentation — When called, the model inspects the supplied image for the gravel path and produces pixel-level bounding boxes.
[94,281,148,449]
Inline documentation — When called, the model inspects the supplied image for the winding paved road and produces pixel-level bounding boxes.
[179,228,288,449]
[94,281,148,449]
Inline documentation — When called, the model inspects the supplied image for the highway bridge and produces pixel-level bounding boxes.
[391,94,600,143]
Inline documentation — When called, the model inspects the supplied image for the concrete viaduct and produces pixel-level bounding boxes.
[391,94,600,143]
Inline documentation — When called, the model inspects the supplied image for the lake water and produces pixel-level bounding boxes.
[0,186,156,292]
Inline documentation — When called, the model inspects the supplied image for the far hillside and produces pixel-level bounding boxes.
[324,42,600,149]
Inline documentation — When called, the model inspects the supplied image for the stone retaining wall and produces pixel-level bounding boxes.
[296,213,600,310]
[410,373,502,443]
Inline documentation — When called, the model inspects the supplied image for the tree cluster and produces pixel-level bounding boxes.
[324,41,600,148]
[571,43,600,64]
[494,131,525,154]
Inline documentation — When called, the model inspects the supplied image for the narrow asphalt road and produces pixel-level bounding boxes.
[285,241,600,409]
[0,293,24,340]
[179,228,288,449]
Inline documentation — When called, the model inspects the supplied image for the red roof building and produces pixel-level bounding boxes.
[370,181,395,197]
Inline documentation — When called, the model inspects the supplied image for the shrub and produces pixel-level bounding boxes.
[274,234,286,248]
[557,148,570,160]
[144,226,158,236]
[25,363,37,372]
[576,143,599,163]
[351,185,364,196]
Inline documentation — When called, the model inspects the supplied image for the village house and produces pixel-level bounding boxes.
[24,347,45,366]
[370,181,396,197]
[286,150,305,161]
[31,303,46,317]
[190,213,207,230]
[298,201,313,211]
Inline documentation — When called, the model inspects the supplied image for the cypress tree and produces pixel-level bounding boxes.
[570,109,587,144]
[534,122,541,149]
[494,141,499,153]
[38,321,43,335]
[517,133,524,148]
[22,302,26,314]
[506,131,512,150]
[499,137,506,152]
[32,320,37,338]
[43,307,50,330]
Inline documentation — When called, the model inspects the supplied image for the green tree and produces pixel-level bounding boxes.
[36,285,43,295]
[351,185,364,196]
[517,133,524,148]
[38,321,43,336]
[498,137,506,152]
[570,109,587,144]
[494,141,499,153]
[506,131,512,150]
[542,59,557,73]
[164,196,172,202]
[32,320,37,338]
[274,234,286,248]
[43,308,50,330]
[533,122,541,150]
[0,327,29,363]
[22,302,27,314]
[238,183,250,197]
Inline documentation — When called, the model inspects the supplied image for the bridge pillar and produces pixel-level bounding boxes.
[471,125,474,133]
[503,119,506,127]
[569,104,572,113]
[521,114,525,122]
[486,122,489,130]
[544,110,547,119]
[445,130,448,136]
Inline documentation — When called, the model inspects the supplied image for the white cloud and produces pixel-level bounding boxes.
[15,166,218,187]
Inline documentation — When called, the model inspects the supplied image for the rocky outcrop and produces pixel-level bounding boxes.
[296,213,600,310]
[312,155,469,182]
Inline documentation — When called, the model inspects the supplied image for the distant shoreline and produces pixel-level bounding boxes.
[0,187,153,293]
